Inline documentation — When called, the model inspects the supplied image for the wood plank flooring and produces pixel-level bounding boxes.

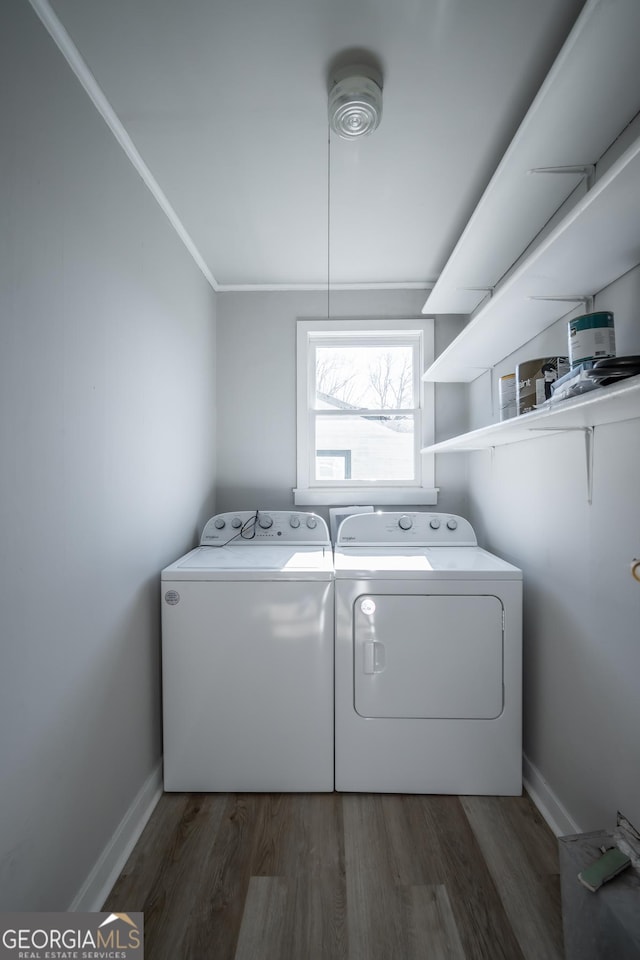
[104,791,564,960]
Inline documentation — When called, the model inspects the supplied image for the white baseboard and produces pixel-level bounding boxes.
[69,761,163,912]
[523,753,582,837]
[67,753,576,909]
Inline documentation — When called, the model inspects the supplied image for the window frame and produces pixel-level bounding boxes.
[294,318,437,506]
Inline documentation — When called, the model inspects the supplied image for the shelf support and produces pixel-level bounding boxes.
[459,286,494,297]
[585,425,594,505]
[527,164,595,189]
[528,425,595,503]
[457,286,495,311]
[527,294,595,313]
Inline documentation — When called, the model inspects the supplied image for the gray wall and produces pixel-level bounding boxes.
[465,265,640,832]
[216,289,469,519]
[0,1,217,909]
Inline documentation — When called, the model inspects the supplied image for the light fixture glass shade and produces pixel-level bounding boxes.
[328,71,383,140]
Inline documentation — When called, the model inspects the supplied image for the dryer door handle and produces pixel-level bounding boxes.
[363,641,386,674]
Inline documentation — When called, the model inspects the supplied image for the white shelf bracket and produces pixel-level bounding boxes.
[585,425,594,505]
[459,286,494,298]
[527,164,596,190]
[528,425,595,503]
[456,286,495,312]
[527,294,595,313]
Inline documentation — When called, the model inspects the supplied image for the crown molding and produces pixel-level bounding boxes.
[216,281,436,293]
[28,0,219,291]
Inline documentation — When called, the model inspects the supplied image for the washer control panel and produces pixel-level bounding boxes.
[201,511,330,545]
[336,512,477,546]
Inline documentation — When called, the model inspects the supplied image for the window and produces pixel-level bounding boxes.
[294,319,436,505]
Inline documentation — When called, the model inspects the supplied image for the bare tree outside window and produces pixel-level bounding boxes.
[368,351,413,411]
[315,354,357,405]
[315,346,413,410]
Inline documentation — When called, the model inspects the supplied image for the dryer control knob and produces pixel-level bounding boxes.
[214,518,226,529]
[446,518,458,530]
[306,516,318,529]
[231,517,242,529]
[289,515,301,528]
[429,518,441,529]
[398,515,413,530]
[259,515,273,529]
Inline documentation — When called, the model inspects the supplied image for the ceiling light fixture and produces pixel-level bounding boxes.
[328,65,383,140]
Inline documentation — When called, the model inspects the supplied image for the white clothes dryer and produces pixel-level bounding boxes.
[161,510,334,792]
[334,511,522,795]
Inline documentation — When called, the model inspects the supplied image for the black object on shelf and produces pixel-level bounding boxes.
[586,355,640,386]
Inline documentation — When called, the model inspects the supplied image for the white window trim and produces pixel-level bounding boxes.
[294,318,437,506]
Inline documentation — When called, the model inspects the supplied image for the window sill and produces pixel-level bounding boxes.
[293,487,439,506]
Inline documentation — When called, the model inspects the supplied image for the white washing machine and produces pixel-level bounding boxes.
[334,511,522,795]
[161,510,334,792]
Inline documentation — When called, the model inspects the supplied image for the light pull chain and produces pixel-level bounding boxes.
[327,124,331,322]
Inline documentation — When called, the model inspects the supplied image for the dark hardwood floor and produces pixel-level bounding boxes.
[104,791,564,960]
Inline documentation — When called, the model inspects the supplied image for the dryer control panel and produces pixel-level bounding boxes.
[201,511,330,545]
[336,512,477,547]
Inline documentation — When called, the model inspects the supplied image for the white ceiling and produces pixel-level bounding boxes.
[46,0,588,290]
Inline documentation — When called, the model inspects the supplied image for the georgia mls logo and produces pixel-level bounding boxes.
[96,913,142,951]
[0,911,144,959]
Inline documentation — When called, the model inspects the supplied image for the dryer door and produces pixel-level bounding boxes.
[354,594,503,719]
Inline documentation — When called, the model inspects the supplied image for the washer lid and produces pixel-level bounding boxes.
[162,544,334,581]
[333,545,522,580]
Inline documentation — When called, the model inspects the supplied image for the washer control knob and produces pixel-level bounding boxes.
[306,516,318,529]
[446,518,458,531]
[231,517,242,529]
[214,518,226,529]
[429,517,441,529]
[398,515,413,530]
[289,515,301,528]
[258,515,273,529]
